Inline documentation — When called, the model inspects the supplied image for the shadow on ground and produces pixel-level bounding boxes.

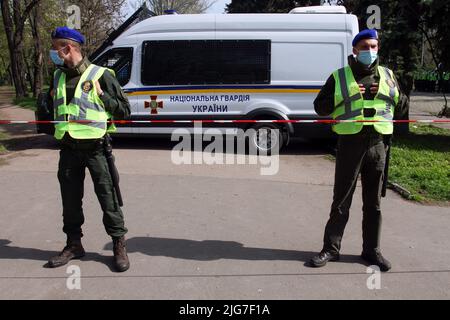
[0,239,116,272]
[0,237,369,270]
[104,236,363,267]
[0,134,58,151]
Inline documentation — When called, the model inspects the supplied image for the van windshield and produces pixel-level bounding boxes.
[95,48,133,86]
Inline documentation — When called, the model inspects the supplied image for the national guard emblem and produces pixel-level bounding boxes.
[82,80,93,93]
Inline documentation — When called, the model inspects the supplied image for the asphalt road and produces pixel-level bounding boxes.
[0,100,449,300]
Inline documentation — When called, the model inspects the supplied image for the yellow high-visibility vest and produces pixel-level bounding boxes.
[332,65,399,135]
[53,64,116,140]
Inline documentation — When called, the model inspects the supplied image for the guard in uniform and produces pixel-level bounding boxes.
[46,27,130,272]
[310,29,408,272]
[445,72,450,93]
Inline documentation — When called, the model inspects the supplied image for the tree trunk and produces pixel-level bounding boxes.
[3,61,13,86]
[7,64,13,86]
[418,24,448,117]
[12,0,28,97]
[23,52,33,93]
[0,56,12,85]
[1,0,26,97]
[1,0,42,98]
[30,2,43,97]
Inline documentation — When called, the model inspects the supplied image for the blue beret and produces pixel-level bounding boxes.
[51,27,85,45]
[352,29,378,47]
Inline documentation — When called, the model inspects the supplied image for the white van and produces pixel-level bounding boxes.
[93,5,359,151]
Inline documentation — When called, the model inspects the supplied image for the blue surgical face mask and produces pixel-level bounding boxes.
[49,48,66,66]
[357,50,378,66]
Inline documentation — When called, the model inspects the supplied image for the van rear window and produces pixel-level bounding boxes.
[141,40,271,85]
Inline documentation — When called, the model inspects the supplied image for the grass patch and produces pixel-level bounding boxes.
[0,131,8,154]
[323,125,449,203]
[390,125,450,203]
[12,86,49,111]
[13,96,37,111]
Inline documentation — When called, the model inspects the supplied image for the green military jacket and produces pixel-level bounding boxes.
[314,55,408,123]
[49,57,131,122]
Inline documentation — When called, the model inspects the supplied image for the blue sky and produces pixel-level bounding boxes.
[125,0,231,17]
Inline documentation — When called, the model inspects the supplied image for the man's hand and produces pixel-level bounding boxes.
[358,83,379,94]
[370,83,379,94]
[358,83,366,94]
[94,80,104,96]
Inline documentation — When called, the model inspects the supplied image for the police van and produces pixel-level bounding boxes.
[92,5,359,152]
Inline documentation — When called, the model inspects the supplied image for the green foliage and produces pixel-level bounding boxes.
[325,125,449,203]
[1,0,128,94]
[13,96,37,111]
[0,14,11,86]
[0,131,8,154]
[390,125,450,203]
[337,1,422,95]
[425,0,450,70]
[227,0,449,97]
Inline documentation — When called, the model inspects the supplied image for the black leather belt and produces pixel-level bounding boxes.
[60,134,104,149]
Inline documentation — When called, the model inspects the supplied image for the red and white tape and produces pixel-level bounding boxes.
[0,119,449,125]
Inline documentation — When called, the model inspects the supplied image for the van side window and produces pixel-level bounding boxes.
[94,48,133,86]
[141,40,271,85]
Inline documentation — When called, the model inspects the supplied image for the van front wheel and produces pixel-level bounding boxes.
[248,123,284,155]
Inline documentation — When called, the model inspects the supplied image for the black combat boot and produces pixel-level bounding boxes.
[310,250,340,267]
[47,237,85,268]
[361,250,391,272]
[112,236,130,272]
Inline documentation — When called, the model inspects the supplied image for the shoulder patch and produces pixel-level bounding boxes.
[82,80,93,93]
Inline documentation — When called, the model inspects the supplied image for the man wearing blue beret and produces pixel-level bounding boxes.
[310,29,409,272]
[46,27,131,272]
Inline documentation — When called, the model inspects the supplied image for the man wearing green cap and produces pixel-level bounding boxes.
[310,29,408,272]
[46,26,130,272]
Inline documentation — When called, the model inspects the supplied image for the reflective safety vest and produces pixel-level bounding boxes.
[332,65,399,135]
[53,64,116,140]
